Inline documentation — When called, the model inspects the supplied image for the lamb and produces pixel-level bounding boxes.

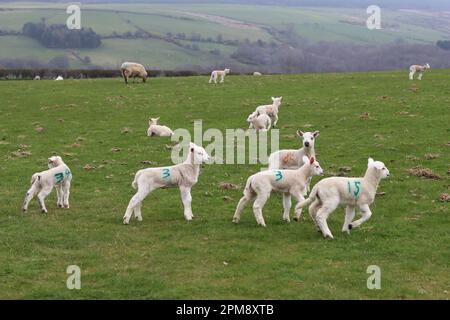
[121,61,148,84]
[247,111,271,132]
[296,158,390,239]
[22,156,72,214]
[409,63,430,80]
[232,156,323,227]
[253,72,262,76]
[209,68,230,84]
[34,75,41,80]
[147,117,174,137]
[254,97,282,127]
[55,76,63,81]
[123,142,211,224]
[268,130,319,170]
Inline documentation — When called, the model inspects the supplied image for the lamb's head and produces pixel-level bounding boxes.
[271,96,282,107]
[48,156,63,168]
[224,68,230,74]
[302,156,324,176]
[425,63,431,69]
[149,117,160,125]
[247,111,258,123]
[297,130,320,148]
[190,142,211,164]
[367,157,390,179]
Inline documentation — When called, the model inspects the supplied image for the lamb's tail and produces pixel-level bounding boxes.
[132,170,142,189]
[297,186,319,208]
[30,173,40,185]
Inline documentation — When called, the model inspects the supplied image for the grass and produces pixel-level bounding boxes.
[1,3,450,68]
[0,71,449,299]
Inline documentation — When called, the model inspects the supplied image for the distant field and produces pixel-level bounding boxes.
[1,2,450,69]
[0,71,449,299]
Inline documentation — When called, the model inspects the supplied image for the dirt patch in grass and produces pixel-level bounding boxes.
[408,167,441,180]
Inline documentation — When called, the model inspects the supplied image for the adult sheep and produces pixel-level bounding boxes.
[120,62,148,84]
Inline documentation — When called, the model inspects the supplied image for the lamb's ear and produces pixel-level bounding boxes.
[296,130,304,137]
[309,157,315,165]
[279,96,282,101]
[368,157,374,166]
[313,130,320,137]
[302,155,309,164]
[271,97,275,101]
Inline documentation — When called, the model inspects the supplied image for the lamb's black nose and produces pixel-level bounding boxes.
[304,142,310,147]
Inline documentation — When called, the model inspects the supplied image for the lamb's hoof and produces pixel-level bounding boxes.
[293,217,299,222]
[123,218,129,225]
[41,209,48,214]
[57,204,63,208]
[348,224,353,230]
[232,218,239,224]
[22,208,27,214]
[64,205,69,209]
[324,234,334,239]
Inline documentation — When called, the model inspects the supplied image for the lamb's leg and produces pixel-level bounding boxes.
[418,72,423,80]
[272,114,278,128]
[56,184,63,208]
[233,193,253,223]
[134,202,143,222]
[342,205,356,234]
[282,193,291,222]
[62,180,71,209]
[23,184,39,213]
[315,202,337,239]
[292,192,305,221]
[409,71,414,80]
[179,186,194,221]
[349,204,372,229]
[37,185,53,214]
[308,200,321,231]
[123,187,151,225]
[220,74,225,83]
[209,74,213,83]
[253,192,270,227]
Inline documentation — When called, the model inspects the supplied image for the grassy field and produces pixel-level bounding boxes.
[1,2,450,68]
[0,71,449,299]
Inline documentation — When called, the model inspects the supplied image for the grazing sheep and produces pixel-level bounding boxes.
[255,97,282,127]
[297,157,390,239]
[55,76,63,81]
[123,142,211,224]
[247,111,271,132]
[409,63,430,80]
[147,117,174,137]
[34,75,41,80]
[232,156,323,226]
[253,72,262,76]
[209,68,230,83]
[22,156,72,214]
[121,61,148,84]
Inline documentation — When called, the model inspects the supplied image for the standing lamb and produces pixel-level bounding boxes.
[254,97,282,128]
[253,72,262,76]
[55,76,63,81]
[123,142,211,224]
[147,117,174,137]
[232,156,323,226]
[121,61,148,84]
[209,68,230,84]
[297,157,390,239]
[409,63,430,80]
[22,156,72,214]
[34,75,41,80]
[247,111,271,132]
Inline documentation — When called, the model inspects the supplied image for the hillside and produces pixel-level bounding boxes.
[0,71,449,299]
[1,2,450,69]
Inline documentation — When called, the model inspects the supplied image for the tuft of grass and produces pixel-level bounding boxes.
[0,71,449,299]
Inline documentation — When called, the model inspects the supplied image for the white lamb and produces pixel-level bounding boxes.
[232,156,323,227]
[123,142,211,224]
[253,72,262,76]
[409,63,430,80]
[209,68,230,83]
[55,76,63,81]
[297,158,390,239]
[147,117,174,137]
[254,97,282,127]
[247,111,271,132]
[22,156,72,214]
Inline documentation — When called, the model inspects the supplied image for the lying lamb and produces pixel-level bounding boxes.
[123,142,211,224]
[23,156,72,214]
[209,68,230,84]
[147,117,174,137]
[247,111,271,132]
[232,156,323,227]
[409,63,430,80]
[297,157,390,239]
[255,97,282,127]
[121,61,148,84]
